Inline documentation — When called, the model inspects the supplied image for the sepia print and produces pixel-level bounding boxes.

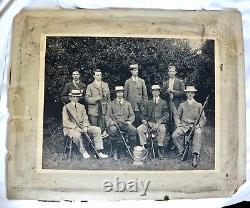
[41,36,215,171]
[7,10,245,200]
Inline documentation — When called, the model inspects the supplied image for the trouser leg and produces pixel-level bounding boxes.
[172,128,185,153]
[107,125,119,151]
[67,130,86,153]
[119,123,137,152]
[133,111,141,127]
[192,128,202,154]
[89,116,99,127]
[157,124,166,147]
[87,125,103,150]
[137,124,147,146]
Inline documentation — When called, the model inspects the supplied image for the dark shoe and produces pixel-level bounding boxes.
[113,150,119,161]
[192,153,199,168]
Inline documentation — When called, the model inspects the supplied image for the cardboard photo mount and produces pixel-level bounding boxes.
[7,9,245,200]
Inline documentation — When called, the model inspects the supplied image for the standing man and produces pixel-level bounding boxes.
[62,89,108,159]
[105,86,137,160]
[161,64,185,109]
[137,85,169,159]
[85,69,110,131]
[124,64,148,127]
[62,70,86,104]
[172,86,206,167]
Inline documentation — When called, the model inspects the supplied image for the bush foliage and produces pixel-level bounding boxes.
[45,37,214,117]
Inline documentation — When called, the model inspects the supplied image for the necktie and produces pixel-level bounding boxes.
[154,99,157,105]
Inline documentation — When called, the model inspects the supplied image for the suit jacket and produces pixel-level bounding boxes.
[161,77,185,108]
[142,98,169,124]
[61,81,86,104]
[85,81,110,116]
[105,99,135,126]
[62,102,90,136]
[124,77,148,111]
[176,100,206,133]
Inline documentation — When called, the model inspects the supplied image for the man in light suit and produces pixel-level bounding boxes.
[85,69,110,131]
[172,86,206,167]
[161,64,185,109]
[124,64,148,127]
[62,70,86,104]
[137,85,170,159]
[62,89,108,159]
[105,86,137,160]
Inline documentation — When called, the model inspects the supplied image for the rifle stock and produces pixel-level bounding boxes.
[181,95,209,161]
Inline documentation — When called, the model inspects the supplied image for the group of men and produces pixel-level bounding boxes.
[62,64,206,167]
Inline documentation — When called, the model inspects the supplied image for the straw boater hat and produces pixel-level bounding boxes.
[184,86,198,92]
[68,89,83,97]
[151,85,161,90]
[115,86,124,91]
[129,64,139,69]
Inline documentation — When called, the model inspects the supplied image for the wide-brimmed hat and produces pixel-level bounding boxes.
[68,89,83,97]
[115,86,124,91]
[129,64,139,69]
[151,85,161,90]
[184,86,198,92]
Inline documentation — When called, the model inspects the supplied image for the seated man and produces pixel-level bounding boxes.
[62,89,108,159]
[105,86,137,160]
[137,85,169,159]
[172,86,206,167]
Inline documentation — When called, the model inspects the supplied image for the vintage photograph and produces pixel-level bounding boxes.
[41,36,215,171]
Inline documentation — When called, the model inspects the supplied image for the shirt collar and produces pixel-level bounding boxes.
[187,98,194,105]
[117,98,124,104]
[73,80,80,84]
[132,76,138,82]
[153,96,160,104]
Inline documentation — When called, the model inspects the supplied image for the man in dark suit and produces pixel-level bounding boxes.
[124,64,148,127]
[137,85,170,159]
[105,86,137,160]
[62,70,86,104]
[161,64,185,109]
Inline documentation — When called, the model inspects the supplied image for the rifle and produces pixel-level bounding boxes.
[115,123,134,160]
[64,105,100,159]
[145,121,158,159]
[181,95,209,161]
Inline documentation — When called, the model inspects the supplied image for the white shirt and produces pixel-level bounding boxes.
[168,78,175,90]
[153,96,160,104]
[117,98,124,105]
[73,80,80,84]
[187,98,194,105]
[132,76,138,82]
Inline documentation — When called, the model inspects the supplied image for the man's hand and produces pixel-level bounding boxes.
[142,120,147,125]
[126,121,132,125]
[82,127,88,133]
[109,121,116,126]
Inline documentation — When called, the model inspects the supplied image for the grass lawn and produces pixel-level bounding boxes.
[42,118,215,170]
